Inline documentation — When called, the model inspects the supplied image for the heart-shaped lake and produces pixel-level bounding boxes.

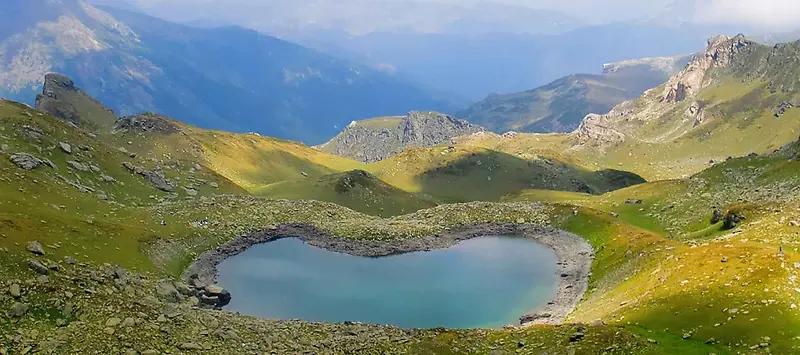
[216,235,558,329]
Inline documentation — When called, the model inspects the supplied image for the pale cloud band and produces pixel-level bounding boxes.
[105,0,800,31]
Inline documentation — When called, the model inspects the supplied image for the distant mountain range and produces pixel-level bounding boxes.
[286,23,751,100]
[458,55,693,133]
[0,0,456,144]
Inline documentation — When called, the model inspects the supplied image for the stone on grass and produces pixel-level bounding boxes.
[26,241,45,255]
[58,142,72,154]
[8,302,29,318]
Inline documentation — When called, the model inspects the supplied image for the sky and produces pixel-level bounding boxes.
[105,0,800,32]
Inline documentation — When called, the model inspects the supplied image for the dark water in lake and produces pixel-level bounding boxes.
[216,236,557,329]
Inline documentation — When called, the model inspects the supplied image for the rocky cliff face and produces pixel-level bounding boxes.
[317,112,485,162]
[661,35,751,103]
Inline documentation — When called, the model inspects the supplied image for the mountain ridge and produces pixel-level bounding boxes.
[457,54,692,133]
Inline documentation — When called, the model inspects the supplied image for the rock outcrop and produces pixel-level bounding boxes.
[115,113,183,135]
[661,35,751,103]
[317,111,485,162]
[34,73,116,128]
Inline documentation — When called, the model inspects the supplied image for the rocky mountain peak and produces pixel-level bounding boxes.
[318,111,485,162]
[35,72,116,128]
[661,34,751,103]
[401,111,480,145]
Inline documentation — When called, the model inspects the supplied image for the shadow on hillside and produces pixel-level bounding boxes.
[413,149,644,203]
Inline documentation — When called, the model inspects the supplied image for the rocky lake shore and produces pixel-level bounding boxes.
[184,223,594,327]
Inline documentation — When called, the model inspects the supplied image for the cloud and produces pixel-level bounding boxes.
[98,0,800,32]
[693,0,800,29]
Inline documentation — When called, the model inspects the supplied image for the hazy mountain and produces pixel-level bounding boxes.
[458,55,693,133]
[90,0,582,36]
[0,0,456,144]
[286,23,750,100]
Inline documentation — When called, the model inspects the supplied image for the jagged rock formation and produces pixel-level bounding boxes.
[661,35,751,103]
[34,73,116,129]
[458,54,691,134]
[317,112,485,162]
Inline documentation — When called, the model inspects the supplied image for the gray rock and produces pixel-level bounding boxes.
[9,284,21,298]
[144,171,173,192]
[174,282,194,296]
[318,111,485,162]
[711,208,723,224]
[113,265,129,284]
[209,181,219,188]
[10,153,44,170]
[58,142,72,154]
[66,160,89,172]
[204,285,224,295]
[122,162,139,173]
[1,144,9,152]
[155,281,182,303]
[105,317,121,327]
[163,303,182,318]
[27,241,45,255]
[178,343,202,351]
[100,174,117,183]
[8,302,29,318]
[27,259,49,275]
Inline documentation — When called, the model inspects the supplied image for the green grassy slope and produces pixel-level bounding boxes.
[368,145,645,203]
[253,170,439,217]
[1,97,799,353]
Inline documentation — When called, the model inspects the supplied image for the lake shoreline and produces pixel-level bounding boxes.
[183,223,594,326]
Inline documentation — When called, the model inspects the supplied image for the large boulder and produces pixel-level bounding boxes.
[10,153,43,170]
[197,284,232,309]
[26,241,45,255]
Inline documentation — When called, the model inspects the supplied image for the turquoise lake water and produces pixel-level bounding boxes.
[216,236,558,329]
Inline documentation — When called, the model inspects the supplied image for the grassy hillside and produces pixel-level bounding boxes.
[3,92,800,353]
[106,116,365,190]
[253,170,439,217]
[368,145,645,202]
[565,35,800,180]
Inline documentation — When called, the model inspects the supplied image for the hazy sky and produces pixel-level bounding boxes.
[119,0,800,31]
